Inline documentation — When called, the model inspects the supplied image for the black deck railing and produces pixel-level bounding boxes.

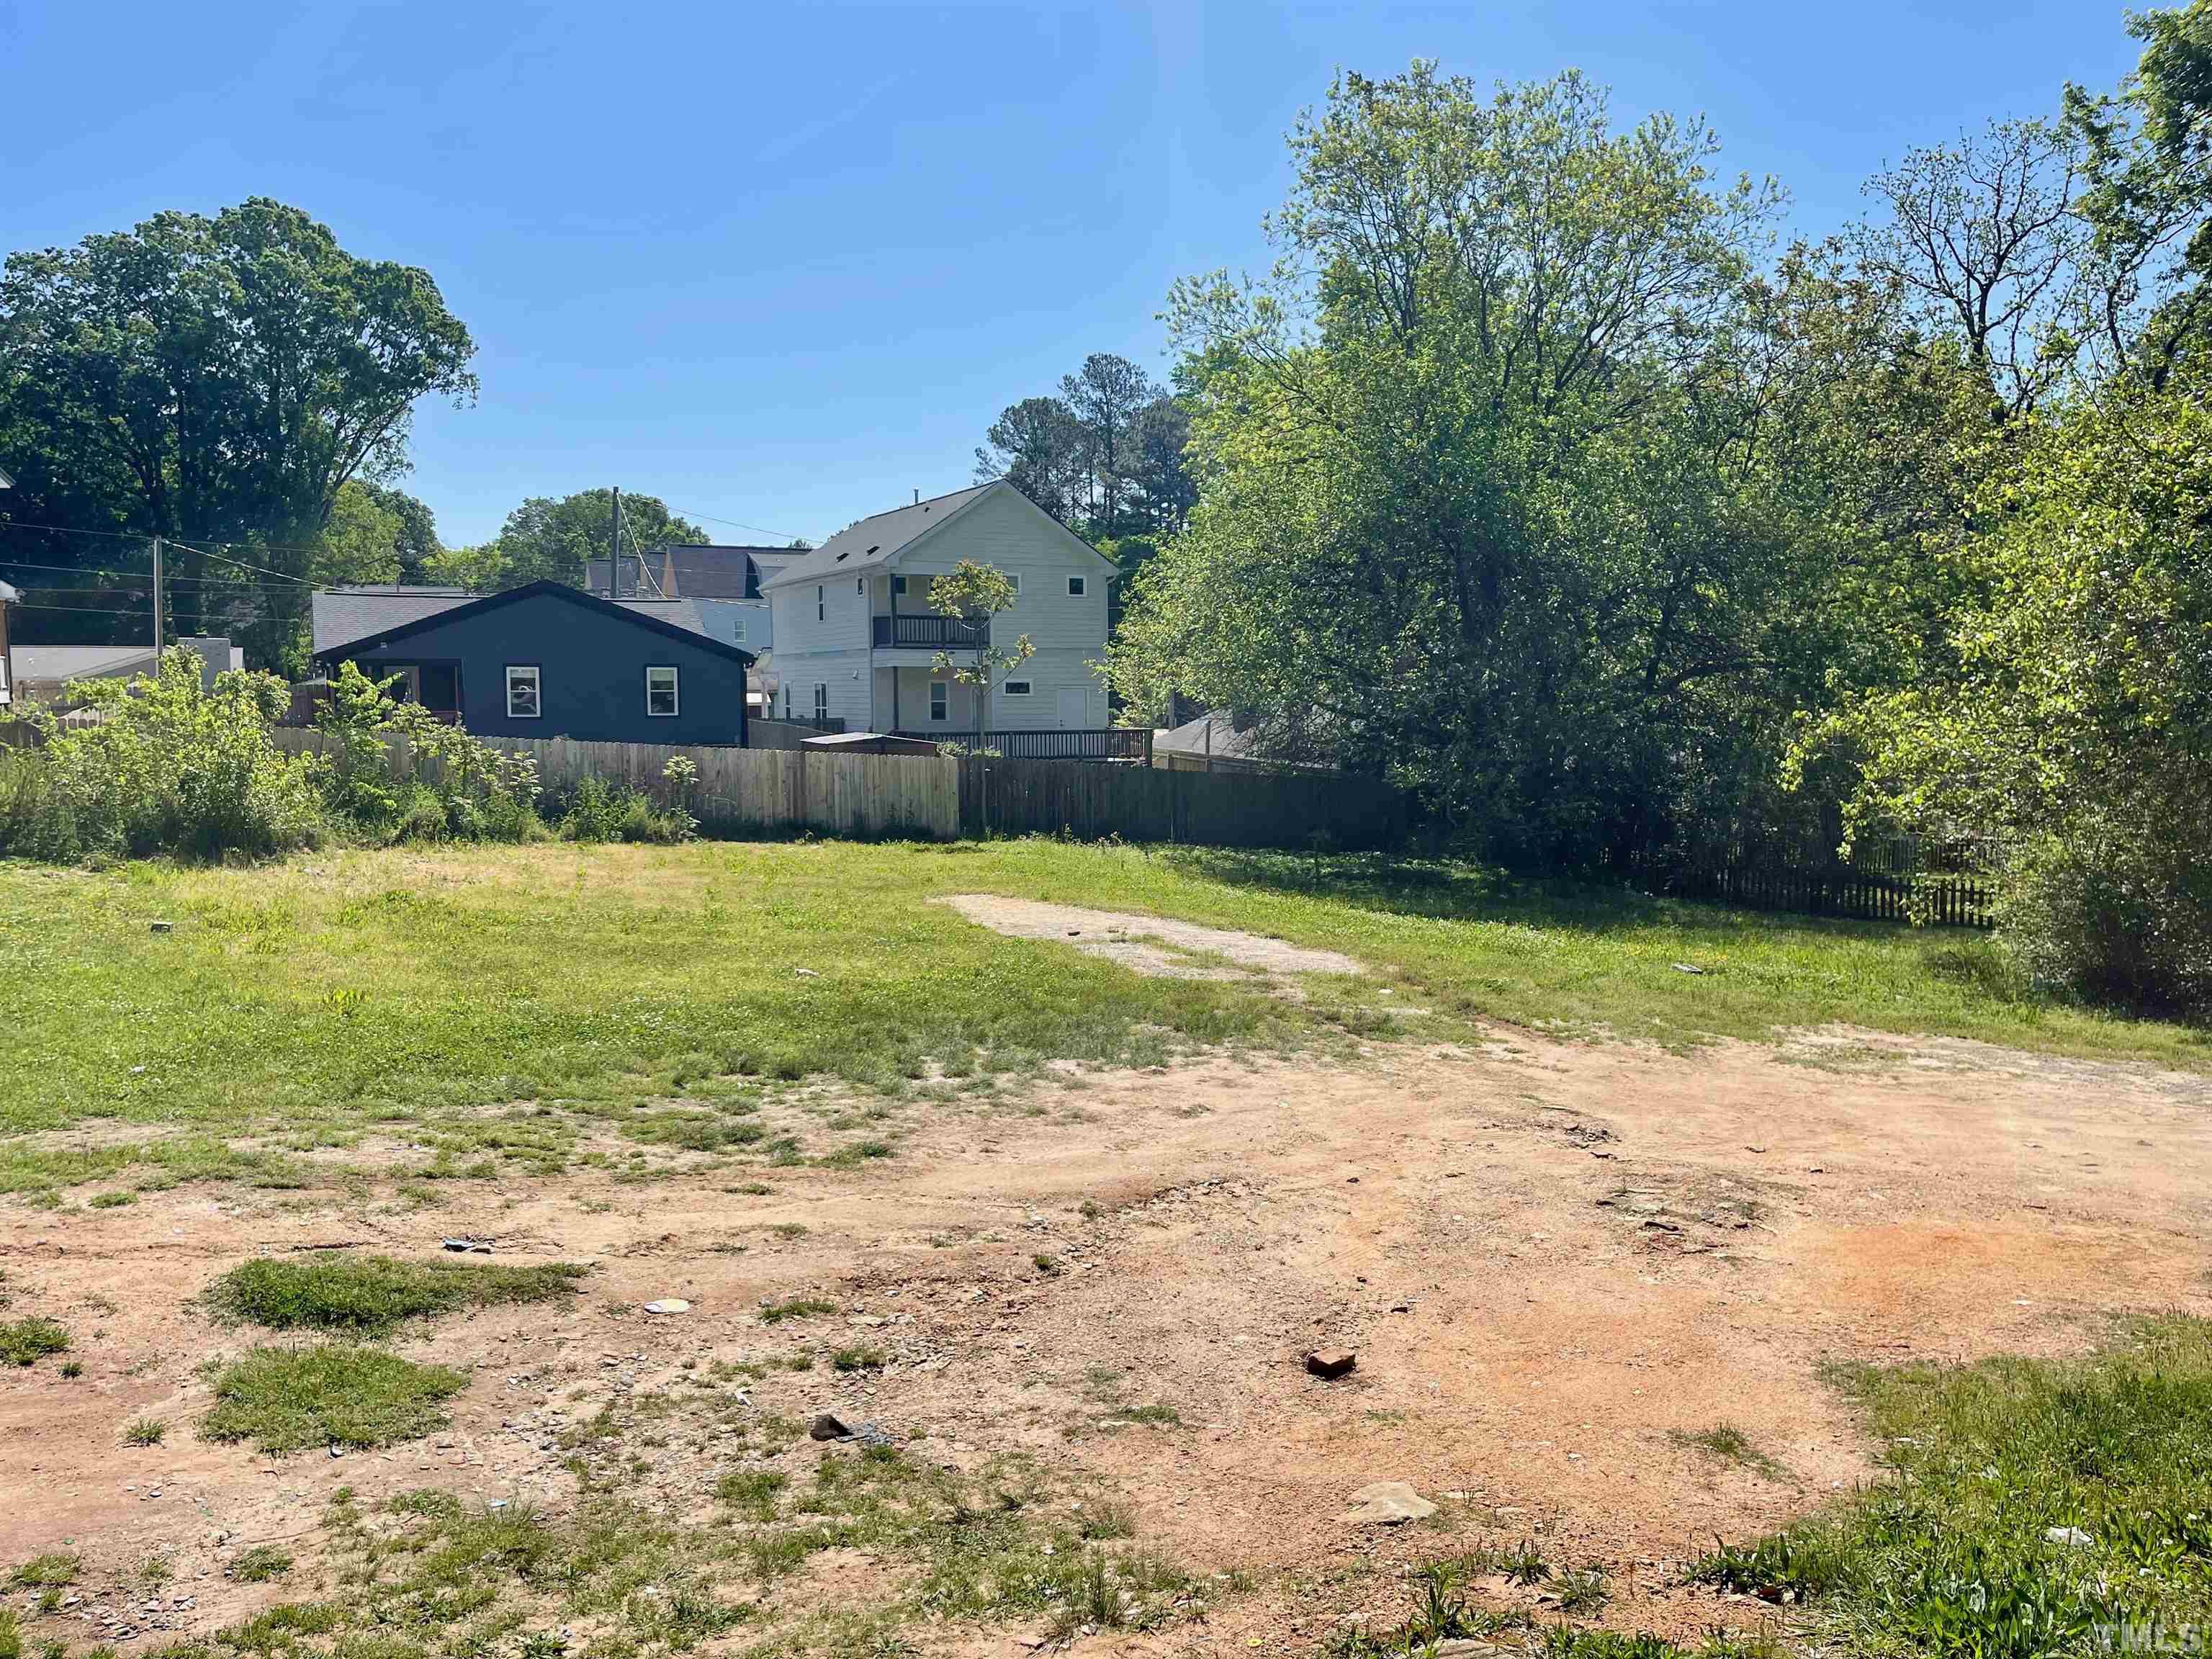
[873,613,989,649]
[893,727,1154,764]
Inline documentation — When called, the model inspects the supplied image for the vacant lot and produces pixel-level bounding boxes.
[3,841,2210,1657]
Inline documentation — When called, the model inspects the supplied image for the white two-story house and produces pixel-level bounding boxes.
[762,480,1118,734]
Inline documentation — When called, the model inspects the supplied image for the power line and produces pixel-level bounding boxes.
[663,504,817,545]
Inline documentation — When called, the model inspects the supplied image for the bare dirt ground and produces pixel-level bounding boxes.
[6,1020,2212,1655]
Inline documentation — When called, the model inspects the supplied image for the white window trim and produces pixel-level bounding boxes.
[645,664,680,718]
[816,584,825,622]
[1067,575,1086,596]
[1002,679,1033,696]
[1005,573,1020,593]
[505,664,541,719]
[729,618,747,642]
[929,680,948,722]
[812,682,829,720]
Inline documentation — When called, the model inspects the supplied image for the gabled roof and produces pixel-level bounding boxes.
[313,580,755,666]
[587,544,793,601]
[11,644,158,683]
[760,483,999,590]
[313,586,473,655]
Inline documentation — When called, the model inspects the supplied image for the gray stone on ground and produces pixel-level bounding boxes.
[1341,1480,1436,1525]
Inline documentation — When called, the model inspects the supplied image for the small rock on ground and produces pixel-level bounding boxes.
[1341,1481,1435,1525]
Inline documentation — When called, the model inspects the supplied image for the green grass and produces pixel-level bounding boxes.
[10,1555,77,1588]
[1694,1316,2212,1654]
[123,1416,168,1446]
[204,1254,590,1336]
[1668,1422,1792,1483]
[199,1345,469,1452]
[1,840,2204,1197]
[756,1297,835,1325]
[230,1545,294,1583]
[0,1318,68,1367]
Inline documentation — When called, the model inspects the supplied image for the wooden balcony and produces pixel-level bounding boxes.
[873,613,988,649]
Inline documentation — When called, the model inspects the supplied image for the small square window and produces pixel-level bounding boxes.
[1003,679,1033,696]
[893,575,909,596]
[1005,573,1020,593]
[505,665,541,719]
[1067,575,1086,597]
[929,681,948,721]
[645,665,679,717]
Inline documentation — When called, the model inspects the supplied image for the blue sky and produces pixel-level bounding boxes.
[4,0,2139,549]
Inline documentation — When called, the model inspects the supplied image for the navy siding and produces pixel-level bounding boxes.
[341,589,750,745]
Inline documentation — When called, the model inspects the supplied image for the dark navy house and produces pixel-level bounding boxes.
[310,580,752,745]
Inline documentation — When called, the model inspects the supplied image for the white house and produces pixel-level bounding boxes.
[762,481,1118,734]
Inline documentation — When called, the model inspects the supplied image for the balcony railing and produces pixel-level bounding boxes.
[873,613,988,649]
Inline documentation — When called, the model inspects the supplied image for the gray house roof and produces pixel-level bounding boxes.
[314,585,721,659]
[11,644,159,683]
[313,586,474,655]
[587,544,795,601]
[759,484,998,591]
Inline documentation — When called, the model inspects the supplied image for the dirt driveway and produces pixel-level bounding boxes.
[5,1025,2211,1653]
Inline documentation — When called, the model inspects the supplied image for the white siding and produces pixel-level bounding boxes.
[767,482,1115,732]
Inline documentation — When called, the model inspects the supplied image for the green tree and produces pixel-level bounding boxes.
[351,482,442,581]
[928,559,1034,746]
[1110,66,1796,862]
[0,197,476,668]
[1059,353,1154,531]
[430,490,703,591]
[974,396,1087,524]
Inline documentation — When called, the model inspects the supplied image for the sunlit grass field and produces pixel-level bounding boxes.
[4,837,2203,1199]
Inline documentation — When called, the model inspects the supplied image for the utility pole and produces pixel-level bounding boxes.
[151,536,164,653]
[608,487,621,599]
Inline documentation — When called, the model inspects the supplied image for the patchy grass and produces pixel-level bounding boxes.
[829,1346,885,1373]
[3,839,2200,1199]
[229,1546,293,1583]
[10,1555,77,1588]
[199,1346,468,1452]
[123,1416,168,1447]
[0,1318,68,1367]
[204,1254,588,1336]
[1669,1422,1792,1483]
[756,1297,835,1325]
[1694,1316,2212,1653]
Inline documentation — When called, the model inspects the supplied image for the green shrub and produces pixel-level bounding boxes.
[308,664,542,845]
[0,1318,70,1367]
[0,652,324,863]
[554,775,692,844]
[1995,819,2212,1015]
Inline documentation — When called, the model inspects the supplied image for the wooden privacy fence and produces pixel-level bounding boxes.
[269,728,1407,851]
[957,755,1406,850]
[1665,860,1998,928]
[271,729,956,840]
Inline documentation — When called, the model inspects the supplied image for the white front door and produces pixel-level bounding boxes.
[1056,687,1087,729]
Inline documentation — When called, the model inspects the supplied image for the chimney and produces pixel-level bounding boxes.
[913,488,920,505]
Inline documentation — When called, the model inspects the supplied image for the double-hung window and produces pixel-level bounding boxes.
[816,584,826,622]
[812,683,829,721]
[505,665,541,719]
[929,681,948,722]
[645,665,679,717]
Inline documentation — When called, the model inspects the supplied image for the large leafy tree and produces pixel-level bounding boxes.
[0,198,475,669]
[1110,66,1812,862]
[428,489,703,592]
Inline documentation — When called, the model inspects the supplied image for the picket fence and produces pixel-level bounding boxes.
[269,728,1407,851]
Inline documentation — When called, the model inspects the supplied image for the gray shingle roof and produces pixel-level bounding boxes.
[758,484,999,591]
[11,644,158,683]
[313,586,473,655]
[587,544,796,601]
[313,584,721,658]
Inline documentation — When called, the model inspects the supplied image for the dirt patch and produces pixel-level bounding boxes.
[4,1028,2210,1653]
[940,894,1364,983]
